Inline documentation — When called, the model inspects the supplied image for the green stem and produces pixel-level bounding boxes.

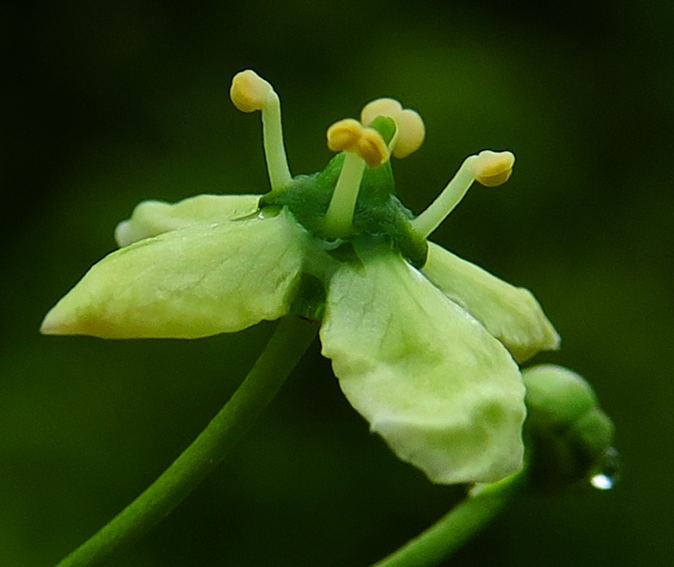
[371,469,528,567]
[54,315,318,567]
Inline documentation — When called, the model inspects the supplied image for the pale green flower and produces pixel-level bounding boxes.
[42,70,559,484]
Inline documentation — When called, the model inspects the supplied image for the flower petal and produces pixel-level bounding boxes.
[423,242,560,362]
[115,194,261,247]
[320,248,526,484]
[42,209,306,339]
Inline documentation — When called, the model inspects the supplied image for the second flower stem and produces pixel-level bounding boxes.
[53,315,318,567]
[371,469,528,567]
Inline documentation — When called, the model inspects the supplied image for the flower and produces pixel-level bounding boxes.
[41,70,559,484]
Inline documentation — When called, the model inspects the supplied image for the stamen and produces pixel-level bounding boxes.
[357,128,390,168]
[230,69,273,112]
[361,98,425,158]
[322,118,392,239]
[411,150,515,239]
[327,118,364,153]
[361,98,403,125]
[327,118,389,167]
[230,70,292,192]
[322,151,366,239]
[473,150,515,187]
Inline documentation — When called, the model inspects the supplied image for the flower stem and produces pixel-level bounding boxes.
[53,315,318,567]
[370,469,528,567]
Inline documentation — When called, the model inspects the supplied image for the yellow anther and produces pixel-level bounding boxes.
[327,118,364,152]
[357,128,390,168]
[361,98,426,158]
[473,150,516,187]
[391,108,425,158]
[230,69,273,113]
[326,118,389,168]
[361,98,403,125]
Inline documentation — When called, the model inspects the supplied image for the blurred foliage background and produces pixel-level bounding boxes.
[1,0,673,565]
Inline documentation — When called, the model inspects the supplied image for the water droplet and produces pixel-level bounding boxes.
[590,473,614,490]
[588,447,620,491]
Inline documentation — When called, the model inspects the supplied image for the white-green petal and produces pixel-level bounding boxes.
[42,209,307,339]
[115,194,261,247]
[320,248,526,484]
[423,242,560,362]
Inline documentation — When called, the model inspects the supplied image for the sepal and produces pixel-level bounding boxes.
[320,247,526,484]
[423,242,560,361]
[115,194,261,247]
[42,209,307,339]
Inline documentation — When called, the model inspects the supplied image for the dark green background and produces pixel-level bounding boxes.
[2,1,672,565]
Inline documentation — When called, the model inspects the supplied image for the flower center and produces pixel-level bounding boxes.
[229,70,515,267]
[321,116,395,239]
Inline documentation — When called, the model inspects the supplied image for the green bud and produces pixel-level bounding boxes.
[524,365,597,428]
[569,407,615,465]
[522,364,617,492]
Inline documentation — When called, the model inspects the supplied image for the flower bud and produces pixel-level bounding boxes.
[522,365,617,492]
